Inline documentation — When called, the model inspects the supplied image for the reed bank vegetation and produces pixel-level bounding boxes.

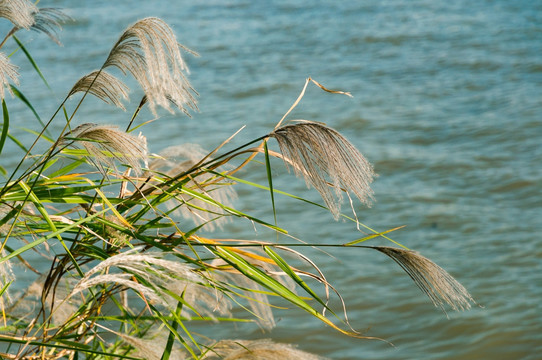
[0,1,474,359]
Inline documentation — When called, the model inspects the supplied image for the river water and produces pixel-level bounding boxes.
[2,0,541,359]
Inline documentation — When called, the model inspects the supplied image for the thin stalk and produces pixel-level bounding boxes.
[0,27,17,49]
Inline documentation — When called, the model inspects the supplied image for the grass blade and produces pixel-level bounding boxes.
[10,85,47,130]
[263,140,277,226]
[160,300,183,360]
[13,36,50,89]
[0,100,8,157]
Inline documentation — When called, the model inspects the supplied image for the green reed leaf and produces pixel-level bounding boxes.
[0,99,8,157]
[13,35,50,89]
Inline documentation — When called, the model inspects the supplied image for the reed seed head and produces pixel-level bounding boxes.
[0,0,37,29]
[104,17,198,115]
[150,144,237,231]
[0,1,69,42]
[69,249,228,316]
[0,248,15,310]
[213,259,276,330]
[0,52,19,99]
[62,123,148,176]
[70,251,196,307]
[270,121,375,219]
[374,246,475,312]
[120,333,188,360]
[68,70,130,110]
[203,339,328,360]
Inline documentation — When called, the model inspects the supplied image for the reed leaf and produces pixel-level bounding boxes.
[150,144,237,231]
[0,248,14,310]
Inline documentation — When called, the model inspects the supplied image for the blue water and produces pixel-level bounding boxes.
[3,0,541,359]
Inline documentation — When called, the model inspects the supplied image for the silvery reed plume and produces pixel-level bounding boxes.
[61,123,148,176]
[270,120,375,219]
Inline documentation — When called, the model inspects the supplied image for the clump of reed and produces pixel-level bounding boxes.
[0,1,475,359]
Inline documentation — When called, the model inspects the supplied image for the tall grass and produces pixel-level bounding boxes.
[0,2,474,359]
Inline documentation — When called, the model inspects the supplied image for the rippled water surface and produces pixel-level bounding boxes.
[3,0,541,359]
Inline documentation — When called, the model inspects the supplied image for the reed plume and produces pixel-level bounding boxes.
[0,52,18,99]
[103,17,197,115]
[150,144,237,231]
[374,246,475,312]
[203,339,327,360]
[69,250,230,317]
[68,70,129,110]
[0,0,36,30]
[0,1,69,41]
[70,250,196,307]
[7,275,80,326]
[31,8,71,45]
[270,121,375,219]
[0,3,68,98]
[61,123,148,175]
[119,333,188,360]
[0,248,15,311]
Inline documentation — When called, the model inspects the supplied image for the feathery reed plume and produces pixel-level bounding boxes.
[203,339,328,360]
[103,17,197,115]
[150,144,237,231]
[0,2,69,41]
[0,52,18,99]
[61,123,148,175]
[69,249,228,316]
[68,70,129,110]
[0,248,15,311]
[31,8,71,45]
[119,333,188,360]
[69,250,196,306]
[8,275,80,325]
[270,121,375,219]
[0,0,37,29]
[374,246,475,312]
